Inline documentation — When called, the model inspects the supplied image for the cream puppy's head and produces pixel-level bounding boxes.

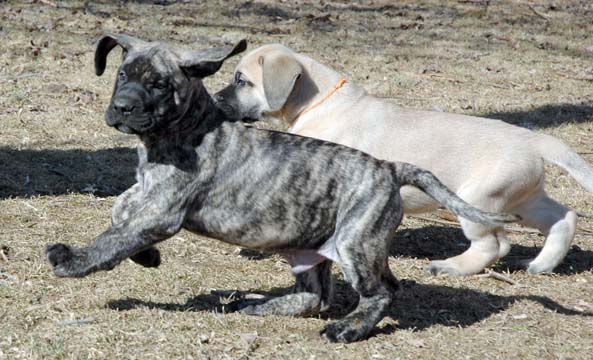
[215,44,305,126]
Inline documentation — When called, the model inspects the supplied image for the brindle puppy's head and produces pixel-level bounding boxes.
[94,33,247,136]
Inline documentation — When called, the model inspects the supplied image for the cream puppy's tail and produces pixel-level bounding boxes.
[535,133,593,193]
[394,162,520,224]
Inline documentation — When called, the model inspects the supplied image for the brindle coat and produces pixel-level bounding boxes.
[46,34,518,343]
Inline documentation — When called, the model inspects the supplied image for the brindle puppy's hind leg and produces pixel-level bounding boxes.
[232,260,333,317]
[111,183,161,268]
[321,187,402,343]
[321,247,396,343]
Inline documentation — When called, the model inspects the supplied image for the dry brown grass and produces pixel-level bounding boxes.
[1,0,592,359]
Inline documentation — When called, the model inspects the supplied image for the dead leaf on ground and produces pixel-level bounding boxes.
[0,245,12,261]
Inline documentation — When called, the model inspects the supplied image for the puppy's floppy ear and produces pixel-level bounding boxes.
[261,52,302,112]
[95,33,146,76]
[179,39,247,79]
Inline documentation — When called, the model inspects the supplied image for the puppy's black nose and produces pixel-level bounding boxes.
[113,98,136,115]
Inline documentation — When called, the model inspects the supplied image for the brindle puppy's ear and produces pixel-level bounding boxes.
[179,39,247,79]
[95,33,147,76]
[261,52,303,112]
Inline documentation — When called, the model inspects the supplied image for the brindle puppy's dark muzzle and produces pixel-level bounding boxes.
[213,85,241,121]
[214,85,259,123]
[106,82,154,134]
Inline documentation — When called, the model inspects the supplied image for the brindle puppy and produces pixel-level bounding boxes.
[46,34,519,343]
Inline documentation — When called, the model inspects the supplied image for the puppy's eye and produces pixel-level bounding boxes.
[234,72,247,87]
[118,71,127,83]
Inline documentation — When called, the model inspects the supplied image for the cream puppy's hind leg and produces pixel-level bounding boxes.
[495,228,512,258]
[516,194,577,274]
[426,220,503,276]
[425,187,511,276]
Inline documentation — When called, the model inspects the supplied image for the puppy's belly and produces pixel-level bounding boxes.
[280,241,338,274]
[184,209,327,249]
[186,210,339,273]
[185,218,290,248]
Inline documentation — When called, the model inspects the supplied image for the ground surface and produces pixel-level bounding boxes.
[1,0,593,359]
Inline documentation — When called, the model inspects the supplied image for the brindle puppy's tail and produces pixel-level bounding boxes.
[394,162,520,224]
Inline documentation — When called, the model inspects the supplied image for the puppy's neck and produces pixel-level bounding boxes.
[139,80,226,149]
[282,73,346,128]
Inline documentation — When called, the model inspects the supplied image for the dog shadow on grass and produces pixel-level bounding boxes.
[107,277,593,337]
[392,225,593,275]
[0,146,136,199]
[236,224,593,275]
[375,279,593,336]
[482,102,593,129]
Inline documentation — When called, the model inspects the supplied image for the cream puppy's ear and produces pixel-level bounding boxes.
[261,52,303,112]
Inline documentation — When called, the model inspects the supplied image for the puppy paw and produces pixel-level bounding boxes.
[224,298,267,315]
[425,261,465,276]
[47,243,73,267]
[46,243,87,277]
[320,319,368,343]
[130,248,161,268]
[525,259,553,274]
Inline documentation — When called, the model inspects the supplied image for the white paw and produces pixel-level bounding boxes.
[425,261,461,276]
[526,259,554,274]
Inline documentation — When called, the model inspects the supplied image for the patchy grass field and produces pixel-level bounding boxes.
[1,0,593,358]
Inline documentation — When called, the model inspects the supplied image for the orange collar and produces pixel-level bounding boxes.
[288,78,347,128]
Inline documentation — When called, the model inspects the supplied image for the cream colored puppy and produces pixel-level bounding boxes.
[214,44,593,276]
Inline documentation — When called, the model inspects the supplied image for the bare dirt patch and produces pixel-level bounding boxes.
[1,1,592,359]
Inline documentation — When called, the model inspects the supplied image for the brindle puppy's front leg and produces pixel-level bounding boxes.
[112,183,142,225]
[112,183,161,268]
[231,260,333,317]
[46,180,188,277]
